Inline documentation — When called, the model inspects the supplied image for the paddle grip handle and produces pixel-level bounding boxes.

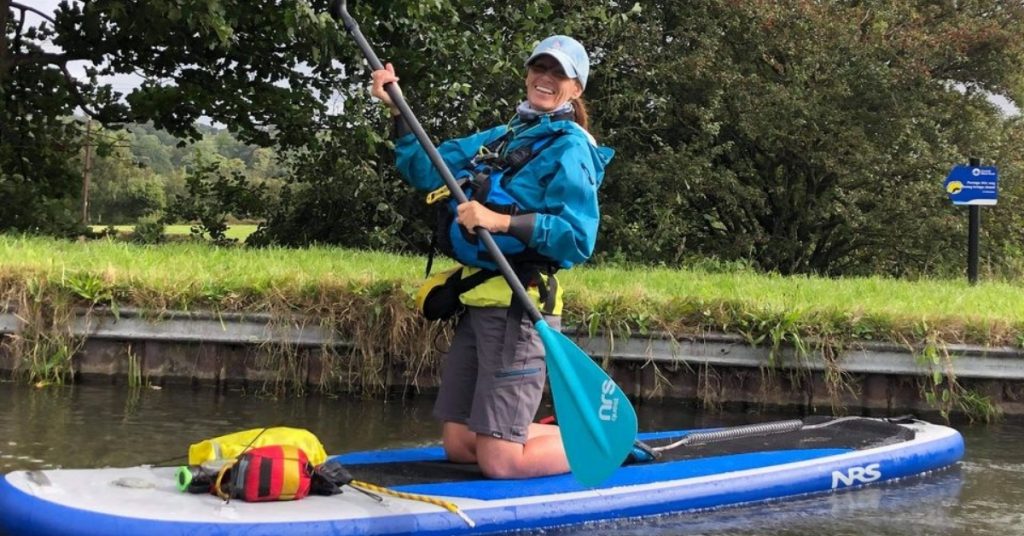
[331,1,543,324]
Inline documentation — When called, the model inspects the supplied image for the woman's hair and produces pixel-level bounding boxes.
[571,96,590,132]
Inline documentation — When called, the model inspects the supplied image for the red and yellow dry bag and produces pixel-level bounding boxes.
[214,445,313,502]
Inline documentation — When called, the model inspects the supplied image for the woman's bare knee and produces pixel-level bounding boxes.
[477,453,521,479]
[476,433,569,479]
[442,422,477,463]
[444,443,476,463]
[476,435,526,479]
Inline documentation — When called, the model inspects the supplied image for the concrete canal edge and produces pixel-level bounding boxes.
[1,307,1022,415]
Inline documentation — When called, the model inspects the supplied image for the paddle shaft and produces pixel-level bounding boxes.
[331,1,543,325]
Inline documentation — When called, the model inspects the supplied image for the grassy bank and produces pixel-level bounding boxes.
[1,234,1021,417]
[3,234,1022,343]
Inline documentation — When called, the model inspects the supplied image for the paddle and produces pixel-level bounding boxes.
[329,0,638,486]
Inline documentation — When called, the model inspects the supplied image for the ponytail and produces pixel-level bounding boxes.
[571,96,590,132]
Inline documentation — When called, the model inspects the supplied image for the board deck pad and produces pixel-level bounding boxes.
[339,417,920,500]
[344,416,916,488]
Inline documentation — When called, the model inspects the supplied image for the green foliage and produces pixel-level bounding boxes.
[62,270,117,311]
[592,1,1024,275]
[5,0,1024,276]
[0,73,87,235]
[132,214,166,244]
[2,0,341,233]
[164,156,268,243]
[87,122,289,226]
[86,128,168,224]
[247,126,428,250]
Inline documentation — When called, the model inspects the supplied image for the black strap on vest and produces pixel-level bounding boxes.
[454,263,559,315]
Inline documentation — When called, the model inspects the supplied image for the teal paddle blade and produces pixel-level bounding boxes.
[535,320,638,487]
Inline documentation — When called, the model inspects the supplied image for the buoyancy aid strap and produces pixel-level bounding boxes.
[542,266,558,315]
[454,267,500,293]
[439,263,559,314]
[504,293,526,355]
[524,264,558,316]
[498,134,563,186]
[470,172,495,206]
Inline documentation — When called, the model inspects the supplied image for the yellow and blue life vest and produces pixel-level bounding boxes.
[424,121,564,272]
[396,113,614,316]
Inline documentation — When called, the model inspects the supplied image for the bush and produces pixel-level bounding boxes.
[133,214,165,244]
[164,159,266,244]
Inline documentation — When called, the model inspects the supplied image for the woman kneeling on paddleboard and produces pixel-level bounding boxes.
[371,36,614,479]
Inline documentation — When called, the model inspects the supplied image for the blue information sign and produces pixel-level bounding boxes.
[944,165,998,206]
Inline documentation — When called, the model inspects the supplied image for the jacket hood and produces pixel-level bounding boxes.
[509,114,615,185]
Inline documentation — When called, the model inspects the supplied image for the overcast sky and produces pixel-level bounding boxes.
[32,0,146,93]
[25,0,1021,118]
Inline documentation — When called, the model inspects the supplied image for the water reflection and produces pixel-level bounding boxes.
[555,470,964,535]
[0,381,441,470]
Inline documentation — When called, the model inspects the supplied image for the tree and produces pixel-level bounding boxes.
[2,0,612,237]
[2,3,87,233]
[6,0,1024,277]
[591,0,1024,275]
[164,150,268,242]
[2,0,349,233]
[86,130,166,223]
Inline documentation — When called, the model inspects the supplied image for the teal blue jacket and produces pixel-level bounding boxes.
[395,115,614,267]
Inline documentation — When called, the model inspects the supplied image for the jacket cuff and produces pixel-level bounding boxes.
[508,213,536,245]
[392,114,412,138]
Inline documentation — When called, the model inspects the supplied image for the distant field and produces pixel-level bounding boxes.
[91,224,257,241]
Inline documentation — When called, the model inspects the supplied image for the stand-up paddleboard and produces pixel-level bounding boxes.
[0,417,964,536]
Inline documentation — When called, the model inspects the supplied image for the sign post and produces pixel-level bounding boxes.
[943,158,998,284]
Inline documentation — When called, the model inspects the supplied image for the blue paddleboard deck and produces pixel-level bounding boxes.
[340,416,915,500]
[0,417,964,536]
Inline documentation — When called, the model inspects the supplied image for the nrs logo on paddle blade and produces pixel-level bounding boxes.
[831,463,881,489]
[598,379,620,422]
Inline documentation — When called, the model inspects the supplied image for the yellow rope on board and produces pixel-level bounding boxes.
[350,479,476,528]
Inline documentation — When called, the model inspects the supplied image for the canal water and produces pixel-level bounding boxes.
[1,380,1022,535]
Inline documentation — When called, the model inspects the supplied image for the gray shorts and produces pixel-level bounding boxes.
[432,306,560,445]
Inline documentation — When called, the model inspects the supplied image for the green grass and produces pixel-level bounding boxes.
[2,234,1021,347]
[90,224,257,241]
[565,265,1023,325]
[9,234,421,287]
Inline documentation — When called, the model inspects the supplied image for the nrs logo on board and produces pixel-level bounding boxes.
[831,463,881,488]
[598,380,619,422]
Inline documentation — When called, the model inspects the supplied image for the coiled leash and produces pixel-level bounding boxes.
[349,479,476,528]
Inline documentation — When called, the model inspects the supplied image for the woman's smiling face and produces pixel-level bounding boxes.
[525,55,583,111]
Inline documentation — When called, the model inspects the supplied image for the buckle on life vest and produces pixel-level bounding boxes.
[425,178,469,206]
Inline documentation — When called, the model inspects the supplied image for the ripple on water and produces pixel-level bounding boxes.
[961,460,1024,475]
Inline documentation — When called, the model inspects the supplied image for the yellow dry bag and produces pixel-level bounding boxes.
[187,427,328,466]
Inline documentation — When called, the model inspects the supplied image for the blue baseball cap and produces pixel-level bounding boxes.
[525,35,590,89]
